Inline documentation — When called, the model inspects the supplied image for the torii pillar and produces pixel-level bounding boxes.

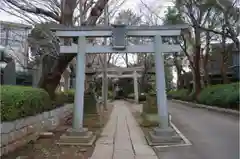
[133,71,139,103]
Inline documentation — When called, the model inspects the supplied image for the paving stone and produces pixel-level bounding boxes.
[91,144,113,159]
[133,144,156,156]
[90,101,158,159]
[135,155,159,159]
[113,149,134,159]
[96,137,114,144]
[115,140,132,150]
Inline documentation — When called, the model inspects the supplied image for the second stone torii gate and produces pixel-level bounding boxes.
[51,24,188,145]
[97,69,142,103]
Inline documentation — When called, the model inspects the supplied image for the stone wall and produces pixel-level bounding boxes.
[0,104,73,156]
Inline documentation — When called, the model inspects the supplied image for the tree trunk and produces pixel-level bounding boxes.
[39,54,75,98]
[203,51,210,86]
[177,72,182,89]
[220,27,229,84]
[38,0,76,98]
[175,65,183,89]
[38,0,109,99]
[221,52,229,84]
[203,30,211,87]
[192,66,201,95]
[203,64,210,86]
[193,29,202,96]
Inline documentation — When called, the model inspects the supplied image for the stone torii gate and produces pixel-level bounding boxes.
[50,24,188,145]
[97,67,142,103]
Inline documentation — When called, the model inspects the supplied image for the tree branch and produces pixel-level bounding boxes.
[5,0,60,22]
[85,0,109,25]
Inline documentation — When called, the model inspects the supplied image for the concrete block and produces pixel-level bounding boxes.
[153,127,176,136]
[66,128,88,136]
[24,116,38,126]
[43,111,50,119]
[1,122,15,134]
[42,119,52,130]
[57,130,96,146]
[59,131,93,143]
[49,109,56,117]
[27,123,41,135]
[39,132,54,138]
[47,116,59,130]
[34,122,44,132]
[0,105,73,156]
[14,118,25,130]
[147,131,182,146]
[133,144,156,156]
[1,145,8,156]
[1,133,9,147]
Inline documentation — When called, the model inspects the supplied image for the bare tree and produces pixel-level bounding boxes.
[1,0,111,98]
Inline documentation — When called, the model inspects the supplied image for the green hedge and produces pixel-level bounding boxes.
[1,85,104,122]
[167,89,191,101]
[1,85,52,121]
[168,83,239,110]
[197,83,239,110]
[55,89,75,105]
[127,93,146,101]
[56,90,98,114]
[1,86,76,122]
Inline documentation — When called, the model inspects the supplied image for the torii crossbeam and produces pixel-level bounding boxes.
[50,24,188,146]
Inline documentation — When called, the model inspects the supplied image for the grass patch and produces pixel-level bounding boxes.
[133,111,159,128]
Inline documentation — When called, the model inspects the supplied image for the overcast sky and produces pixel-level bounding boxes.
[0,0,173,23]
[0,0,177,83]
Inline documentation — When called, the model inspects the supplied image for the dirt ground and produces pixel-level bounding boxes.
[1,104,113,159]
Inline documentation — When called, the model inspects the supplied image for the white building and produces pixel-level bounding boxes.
[0,21,31,72]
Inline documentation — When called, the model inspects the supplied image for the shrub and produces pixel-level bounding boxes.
[127,93,134,99]
[108,91,113,99]
[1,85,52,121]
[54,89,75,105]
[54,92,68,106]
[139,93,146,101]
[140,113,159,127]
[127,93,146,101]
[84,91,97,114]
[64,89,75,103]
[167,89,190,100]
[50,89,97,114]
[142,94,158,114]
[197,83,239,110]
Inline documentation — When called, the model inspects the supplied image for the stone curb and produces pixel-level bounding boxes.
[170,99,239,116]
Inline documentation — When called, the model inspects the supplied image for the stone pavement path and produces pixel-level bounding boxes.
[91,100,158,159]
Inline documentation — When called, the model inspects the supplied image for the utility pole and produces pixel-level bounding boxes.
[102,3,109,110]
